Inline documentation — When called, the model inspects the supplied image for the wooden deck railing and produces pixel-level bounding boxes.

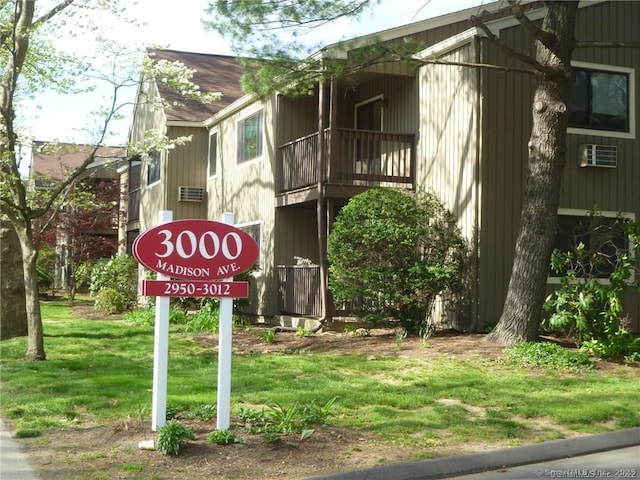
[277,129,414,193]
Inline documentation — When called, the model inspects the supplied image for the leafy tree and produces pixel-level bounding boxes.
[34,175,120,300]
[205,0,639,344]
[328,188,465,333]
[0,1,220,360]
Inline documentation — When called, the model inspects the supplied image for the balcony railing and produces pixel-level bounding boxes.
[277,128,414,193]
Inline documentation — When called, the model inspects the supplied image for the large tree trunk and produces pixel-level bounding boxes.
[488,3,578,345]
[0,220,27,339]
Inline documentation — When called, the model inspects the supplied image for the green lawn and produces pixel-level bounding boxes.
[1,300,639,450]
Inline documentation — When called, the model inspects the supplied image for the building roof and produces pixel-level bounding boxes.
[148,49,245,123]
[31,141,125,187]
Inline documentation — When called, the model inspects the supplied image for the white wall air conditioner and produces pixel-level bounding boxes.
[178,186,204,202]
[580,144,617,168]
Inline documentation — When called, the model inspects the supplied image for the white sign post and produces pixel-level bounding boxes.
[217,212,234,431]
[132,212,257,434]
[151,210,172,432]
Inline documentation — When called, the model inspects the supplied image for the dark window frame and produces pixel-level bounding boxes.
[146,150,161,186]
[568,63,634,137]
[208,131,218,177]
[239,222,261,268]
[237,110,264,164]
[549,209,634,282]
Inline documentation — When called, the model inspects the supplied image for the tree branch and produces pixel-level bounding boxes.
[508,0,556,51]
[418,59,537,75]
[470,14,553,75]
[575,40,640,49]
[33,0,76,29]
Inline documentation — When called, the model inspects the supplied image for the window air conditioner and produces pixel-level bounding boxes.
[580,144,617,168]
[178,186,204,202]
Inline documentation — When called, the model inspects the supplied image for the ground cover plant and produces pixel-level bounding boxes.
[0,299,638,480]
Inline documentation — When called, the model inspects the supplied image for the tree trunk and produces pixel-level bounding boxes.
[488,3,578,345]
[0,220,27,339]
[15,220,46,360]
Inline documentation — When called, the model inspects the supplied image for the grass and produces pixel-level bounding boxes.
[1,299,639,449]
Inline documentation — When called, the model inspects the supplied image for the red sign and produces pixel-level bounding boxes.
[132,219,259,281]
[142,280,249,298]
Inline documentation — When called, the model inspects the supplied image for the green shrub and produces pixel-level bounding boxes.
[36,246,57,291]
[124,308,155,326]
[207,429,244,445]
[89,254,138,314]
[74,260,95,290]
[328,187,466,333]
[258,328,275,344]
[185,299,220,333]
[95,288,130,314]
[36,265,53,291]
[544,212,640,358]
[236,398,337,443]
[505,342,594,371]
[156,420,195,455]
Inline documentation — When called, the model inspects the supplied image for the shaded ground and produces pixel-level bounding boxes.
[7,314,635,480]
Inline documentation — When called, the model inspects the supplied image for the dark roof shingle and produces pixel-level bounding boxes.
[149,49,245,123]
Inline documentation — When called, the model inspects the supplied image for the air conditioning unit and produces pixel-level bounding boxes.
[178,186,204,202]
[580,144,617,168]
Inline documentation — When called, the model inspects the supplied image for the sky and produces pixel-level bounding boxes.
[22,0,487,148]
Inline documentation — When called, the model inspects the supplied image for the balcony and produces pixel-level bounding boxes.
[277,128,414,195]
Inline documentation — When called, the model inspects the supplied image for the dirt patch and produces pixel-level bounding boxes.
[7,323,636,480]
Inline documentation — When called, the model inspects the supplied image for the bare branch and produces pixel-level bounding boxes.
[508,0,556,50]
[470,14,553,75]
[575,40,640,49]
[419,59,537,75]
[33,0,75,29]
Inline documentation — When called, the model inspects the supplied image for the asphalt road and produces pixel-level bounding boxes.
[308,428,639,480]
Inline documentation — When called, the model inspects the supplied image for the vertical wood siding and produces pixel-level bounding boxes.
[417,43,479,328]
[418,45,478,238]
[165,126,207,220]
[129,79,167,233]
[208,96,278,317]
[479,1,639,330]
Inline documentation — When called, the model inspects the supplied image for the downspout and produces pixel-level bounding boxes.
[471,35,483,332]
[316,79,329,324]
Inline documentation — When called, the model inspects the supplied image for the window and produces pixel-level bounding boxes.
[208,131,218,177]
[237,110,263,164]
[239,222,261,267]
[147,151,161,185]
[549,209,634,282]
[568,63,634,138]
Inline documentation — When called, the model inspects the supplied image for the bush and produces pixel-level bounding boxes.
[90,254,138,314]
[544,212,640,358]
[185,299,220,333]
[156,420,195,455]
[74,260,95,290]
[505,341,594,371]
[207,429,244,445]
[36,246,57,292]
[95,288,130,314]
[36,265,53,291]
[328,188,466,333]
[124,307,155,326]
